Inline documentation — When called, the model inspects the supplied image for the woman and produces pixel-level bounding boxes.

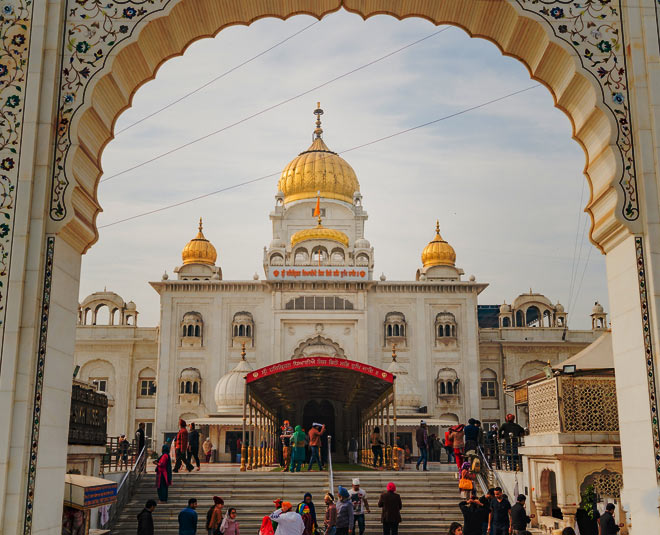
[377,482,402,535]
[207,496,224,535]
[458,461,475,499]
[296,493,317,535]
[448,521,463,535]
[324,493,337,535]
[370,427,384,468]
[290,425,307,473]
[220,508,240,535]
[154,443,172,503]
[450,423,466,469]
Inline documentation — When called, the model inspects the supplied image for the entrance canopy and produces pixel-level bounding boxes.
[246,357,394,411]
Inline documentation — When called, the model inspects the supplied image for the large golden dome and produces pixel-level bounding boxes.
[182,218,217,266]
[277,104,359,205]
[421,221,456,267]
[291,222,350,247]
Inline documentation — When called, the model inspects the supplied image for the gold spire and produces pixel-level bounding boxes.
[391,344,398,362]
[277,104,360,205]
[421,220,456,268]
[241,341,246,360]
[181,218,217,265]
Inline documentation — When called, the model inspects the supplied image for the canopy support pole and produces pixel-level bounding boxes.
[241,383,248,471]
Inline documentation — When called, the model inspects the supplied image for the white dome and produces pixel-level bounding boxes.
[354,238,370,249]
[126,301,137,310]
[592,301,604,314]
[214,357,253,413]
[555,302,565,313]
[499,302,511,313]
[387,359,420,410]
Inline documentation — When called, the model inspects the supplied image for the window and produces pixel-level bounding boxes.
[310,208,326,217]
[232,311,255,347]
[91,378,107,393]
[140,379,156,397]
[435,312,457,343]
[481,380,497,398]
[436,368,459,399]
[181,312,203,346]
[285,296,354,310]
[384,312,407,346]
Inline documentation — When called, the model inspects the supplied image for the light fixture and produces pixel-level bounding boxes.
[562,365,577,374]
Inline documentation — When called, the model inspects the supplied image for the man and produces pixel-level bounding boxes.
[415,420,429,471]
[137,499,157,535]
[444,428,455,464]
[347,437,358,465]
[187,422,201,471]
[378,482,402,535]
[307,423,326,471]
[510,494,533,535]
[135,423,146,457]
[481,490,495,535]
[335,487,354,535]
[270,501,305,535]
[348,478,370,535]
[118,434,130,470]
[598,503,623,534]
[499,414,524,471]
[464,419,479,457]
[458,493,488,535]
[202,436,214,463]
[178,498,198,535]
[488,487,512,535]
[174,419,193,473]
[280,420,294,469]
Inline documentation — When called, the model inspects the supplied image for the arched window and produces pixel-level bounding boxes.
[356,253,369,266]
[447,382,453,394]
[185,381,192,394]
[480,368,498,398]
[232,311,255,347]
[194,325,200,337]
[187,325,194,336]
[311,246,329,265]
[384,312,407,346]
[180,382,185,394]
[436,368,458,399]
[192,382,199,394]
[294,248,309,265]
[183,325,187,337]
[502,317,511,327]
[387,325,393,337]
[179,368,201,402]
[440,382,446,394]
[435,312,457,345]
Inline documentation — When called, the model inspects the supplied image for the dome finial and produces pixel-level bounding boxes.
[391,344,397,362]
[435,220,440,235]
[241,341,246,360]
[313,102,324,139]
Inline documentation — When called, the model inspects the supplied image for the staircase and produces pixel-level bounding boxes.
[111,470,465,534]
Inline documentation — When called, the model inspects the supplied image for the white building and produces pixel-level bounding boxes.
[74,107,604,460]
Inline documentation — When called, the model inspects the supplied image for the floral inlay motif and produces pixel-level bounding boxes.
[50,0,171,221]
[517,0,638,221]
[0,0,32,343]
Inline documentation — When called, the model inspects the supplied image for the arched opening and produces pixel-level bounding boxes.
[94,304,110,325]
[526,306,541,327]
[192,382,199,394]
[194,325,200,337]
[515,310,524,327]
[502,317,510,327]
[185,381,192,394]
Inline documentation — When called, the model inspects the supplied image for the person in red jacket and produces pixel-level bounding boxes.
[444,429,455,464]
[174,419,193,472]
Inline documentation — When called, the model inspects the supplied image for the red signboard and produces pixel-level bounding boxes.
[246,357,394,384]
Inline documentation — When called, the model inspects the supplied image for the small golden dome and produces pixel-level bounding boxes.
[277,103,360,205]
[421,221,456,267]
[291,222,349,248]
[182,218,217,265]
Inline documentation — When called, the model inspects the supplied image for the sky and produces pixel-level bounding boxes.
[81,9,608,329]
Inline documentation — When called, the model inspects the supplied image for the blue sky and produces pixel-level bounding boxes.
[81,9,608,329]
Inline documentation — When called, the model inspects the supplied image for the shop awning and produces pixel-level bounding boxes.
[190,416,244,426]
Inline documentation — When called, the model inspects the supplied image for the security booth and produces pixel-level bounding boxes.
[63,474,117,535]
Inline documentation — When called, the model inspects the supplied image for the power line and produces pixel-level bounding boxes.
[99,83,542,229]
[100,27,451,184]
[115,20,321,135]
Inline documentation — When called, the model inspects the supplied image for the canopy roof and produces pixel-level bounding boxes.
[246,357,393,412]
[557,331,613,370]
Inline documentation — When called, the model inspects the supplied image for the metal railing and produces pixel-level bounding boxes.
[102,444,148,530]
[327,435,334,495]
[482,436,524,472]
[477,444,513,498]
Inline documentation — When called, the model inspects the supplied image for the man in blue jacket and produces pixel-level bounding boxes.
[179,498,198,535]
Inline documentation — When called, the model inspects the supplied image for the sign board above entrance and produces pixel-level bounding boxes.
[247,357,394,384]
[266,266,368,281]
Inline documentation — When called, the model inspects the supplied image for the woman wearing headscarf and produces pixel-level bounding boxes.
[154,443,172,503]
[458,462,475,499]
[296,493,317,535]
[289,425,307,473]
[220,507,240,535]
[207,496,224,535]
[449,423,466,469]
[378,482,402,535]
[270,501,305,535]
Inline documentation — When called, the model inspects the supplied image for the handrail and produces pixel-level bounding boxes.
[327,435,334,495]
[477,444,512,497]
[103,445,148,530]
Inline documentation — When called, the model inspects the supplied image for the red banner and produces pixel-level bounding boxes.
[246,357,394,384]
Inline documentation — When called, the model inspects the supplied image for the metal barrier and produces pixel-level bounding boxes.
[482,436,524,472]
[101,436,143,474]
[102,444,148,530]
[327,435,334,495]
[477,444,513,498]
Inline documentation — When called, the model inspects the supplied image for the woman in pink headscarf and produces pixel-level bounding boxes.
[154,443,172,503]
[378,483,402,535]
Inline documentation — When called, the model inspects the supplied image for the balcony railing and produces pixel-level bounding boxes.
[101,436,152,474]
[481,436,525,472]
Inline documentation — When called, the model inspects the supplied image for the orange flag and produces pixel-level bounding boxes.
[313,192,321,218]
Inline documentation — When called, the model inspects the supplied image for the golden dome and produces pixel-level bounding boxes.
[421,221,456,268]
[277,103,360,205]
[182,218,217,265]
[291,222,349,248]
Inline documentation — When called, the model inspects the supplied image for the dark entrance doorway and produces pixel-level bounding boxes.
[303,400,336,464]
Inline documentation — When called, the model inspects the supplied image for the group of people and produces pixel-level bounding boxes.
[280,421,327,472]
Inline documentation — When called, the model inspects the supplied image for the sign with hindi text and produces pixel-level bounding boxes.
[267,266,368,281]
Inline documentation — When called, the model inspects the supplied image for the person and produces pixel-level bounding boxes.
[348,478,370,535]
[371,426,384,468]
[270,501,305,535]
[271,499,284,533]
[136,423,146,457]
[154,443,172,503]
[202,437,214,463]
[137,499,157,535]
[510,494,533,534]
[432,434,442,463]
[296,492,318,535]
[207,496,224,535]
[498,414,524,470]
[450,423,466,469]
[289,425,307,472]
[324,493,337,535]
[280,420,294,468]
[464,419,479,458]
[486,425,499,468]
[188,422,201,471]
[307,423,326,471]
[488,487,512,535]
[378,482,402,535]
[444,428,455,464]
[481,491,494,535]
[220,508,240,535]
[562,529,576,535]
[598,503,622,534]
[118,434,130,469]
[448,522,463,535]
[174,419,193,473]
[335,486,354,535]
[347,437,359,465]
[458,493,488,535]
[459,461,475,499]
[178,498,198,535]
[394,435,405,470]
[416,420,429,471]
